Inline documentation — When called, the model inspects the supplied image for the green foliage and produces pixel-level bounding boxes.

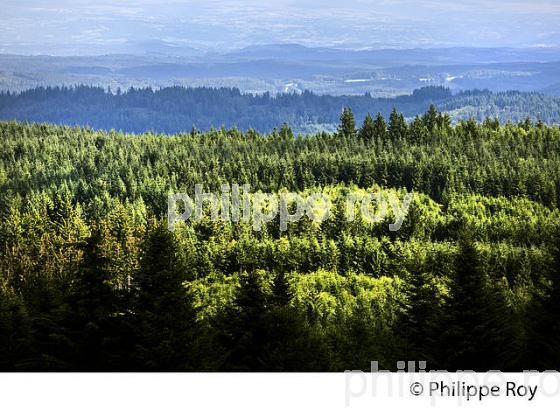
[2,86,560,134]
[338,107,357,138]
[358,113,375,141]
[438,232,515,370]
[0,110,559,370]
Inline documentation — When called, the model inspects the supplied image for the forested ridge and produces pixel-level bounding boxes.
[1,107,560,371]
[1,85,560,134]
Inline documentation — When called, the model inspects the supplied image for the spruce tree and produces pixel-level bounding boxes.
[279,123,294,139]
[423,104,438,132]
[439,232,511,370]
[216,270,269,371]
[358,113,375,141]
[394,269,440,368]
[0,284,32,370]
[265,272,328,371]
[133,220,198,370]
[388,108,407,140]
[525,226,560,369]
[540,229,560,368]
[338,107,357,138]
[373,112,388,139]
[64,224,119,370]
[409,116,428,144]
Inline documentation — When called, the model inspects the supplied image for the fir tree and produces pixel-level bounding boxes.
[358,113,375,141]
[388,108,408,140]
[216,270,269,371]
[373,112,388,139]
[438,232,511,370]
[338,107,357,138]
[394,269,440,367]
[133,220,198,370]
[409,116,428,144]
[63,224,119,370]
[525,226,560,369]
[265,272,327,370]
[423,104,438,132]
[0,284,32,370]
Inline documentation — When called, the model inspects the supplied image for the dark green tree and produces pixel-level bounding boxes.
[0,284,32,370]
[388,108,408,140]
[358,113,375,141]
[423,104,438,132]
[525,227,560,369]
[438,232,512,370]
[394,269,440,367]
[409,116,428,144]
[264,272,328,370]
[338,107,357,138]
[132,220,198,370]
[279,123,294,139]
[63,224,120,370]
[215,270,269,370]
[373,112,388,139]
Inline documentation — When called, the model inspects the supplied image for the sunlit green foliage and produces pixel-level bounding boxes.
[0,107,559,370]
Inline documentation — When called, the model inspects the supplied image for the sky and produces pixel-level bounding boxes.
[1,0,560,54]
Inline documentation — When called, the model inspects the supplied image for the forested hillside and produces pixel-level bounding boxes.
[1,108,560,371]
[1,85,560,134]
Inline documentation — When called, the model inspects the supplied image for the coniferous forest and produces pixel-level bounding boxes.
[2,85,560,134]
[1,106,560,371]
